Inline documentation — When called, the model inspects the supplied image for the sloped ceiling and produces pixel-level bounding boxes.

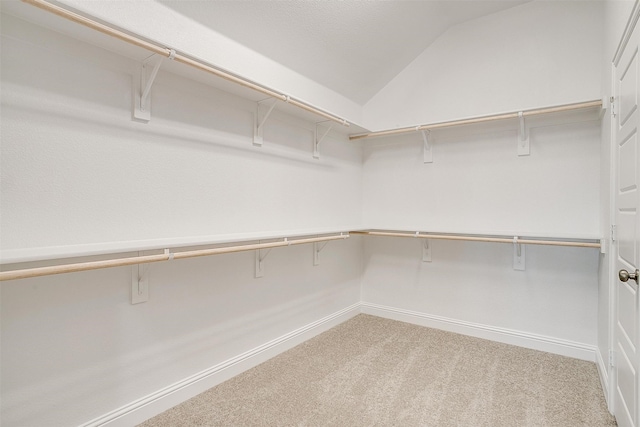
[158,1,531,104]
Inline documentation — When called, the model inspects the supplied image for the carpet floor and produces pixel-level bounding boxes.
[139,314,616,426]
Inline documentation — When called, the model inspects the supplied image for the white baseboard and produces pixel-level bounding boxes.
[595,347,612,411]
[81,303,361,427]
[361,302,597,362]
[83,302,600,426]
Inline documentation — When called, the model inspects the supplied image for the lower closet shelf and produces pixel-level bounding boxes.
[0,228,601,281]
[352,229,601,249]
[0,232,350,281]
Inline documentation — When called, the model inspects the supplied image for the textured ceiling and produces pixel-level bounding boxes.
[158,1,530,104]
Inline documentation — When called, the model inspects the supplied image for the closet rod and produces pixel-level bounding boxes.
[348,99,602,140]
[0,234,349,281]
[22,0,350,127]
[352,231,601,249]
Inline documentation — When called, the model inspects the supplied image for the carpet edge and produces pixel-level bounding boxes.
[596,346,614,413]
[80,302,362,427]
[361,302,597,361]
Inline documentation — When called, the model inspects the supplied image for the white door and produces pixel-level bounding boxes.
[614,14,640,427]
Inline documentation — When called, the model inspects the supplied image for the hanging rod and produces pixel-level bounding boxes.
[22,0,350,127]
[351,231,601,249]
[0,234,349,281]
[348,100,602,141]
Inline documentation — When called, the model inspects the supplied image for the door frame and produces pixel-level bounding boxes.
[608,58,617,413]
[609,1,640,422]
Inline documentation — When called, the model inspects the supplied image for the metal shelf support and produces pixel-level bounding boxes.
[422,239,432,262]
[421,130,433,163]
[254,98,281,146]
[255,238,292,277]
[133,51,175,122]
[313,240,329,265]
[518,112,530,156]
[513,236,526,270]
[131,254,150,304]
[314,121,334,159]
[254,246,272,278]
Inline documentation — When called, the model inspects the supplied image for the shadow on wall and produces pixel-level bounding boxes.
[1,239,362,426]
[2,23,352,166]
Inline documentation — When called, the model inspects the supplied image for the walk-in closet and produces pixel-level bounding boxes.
[1,1,638,426]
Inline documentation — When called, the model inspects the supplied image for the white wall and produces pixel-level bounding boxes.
[0,2,612,426]
[0,14,362,253]
[362,237,600,347]
[362,120,601,236]
[0,14,363,427]
[363,0,603,130]
[360,119,602,356]
[51,0,364,125]
[2,240,362,427]
[360,0,604,359]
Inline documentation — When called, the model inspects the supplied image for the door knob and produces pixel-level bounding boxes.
[619,269,639,284]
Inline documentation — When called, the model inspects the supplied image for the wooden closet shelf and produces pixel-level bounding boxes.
[0,233,351,281]
[352,230,601,249]
[348,100,603,141]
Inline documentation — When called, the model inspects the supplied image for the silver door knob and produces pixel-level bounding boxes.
[619,269,639,284]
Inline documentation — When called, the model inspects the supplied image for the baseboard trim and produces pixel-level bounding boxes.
[595,347,612,411]
[81,303,361,427]
[82,302,600,426]
[361,302,597,362]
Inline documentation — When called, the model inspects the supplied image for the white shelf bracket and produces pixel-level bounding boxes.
[513,236,526,270]
[517,112,530,156]
[254,98,279,146]
[313,240,330,266]
[131,256,149,304]
[421,129,433,163]
[255,238,290,277]
[314,121,334,159]
[133,51,174,122]
[422,239,432,262]
[255,246,272,278]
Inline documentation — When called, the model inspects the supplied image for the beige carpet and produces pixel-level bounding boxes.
[139,314,616,426]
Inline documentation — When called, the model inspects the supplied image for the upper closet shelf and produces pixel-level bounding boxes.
[349,99,603,141]
[13,0,370,136]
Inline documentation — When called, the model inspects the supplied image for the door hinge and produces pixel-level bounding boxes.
[609,350,616,367]
[611,224,617,242]
[610,96,616,117]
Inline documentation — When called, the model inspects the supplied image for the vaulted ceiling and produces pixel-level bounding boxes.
[158,1,531,104]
